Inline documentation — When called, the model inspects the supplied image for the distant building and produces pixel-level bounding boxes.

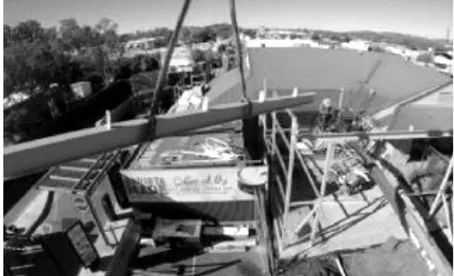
[191,41,214,52]
[246,38,320,48]
[257,26,267,38]
[341,40,370,52]
[125,37,160,51]
[403,49,421,61]
[161,46,195,73]
[382,43,406,56]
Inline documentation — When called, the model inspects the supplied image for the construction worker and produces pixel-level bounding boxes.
[201,82,210,96]
[318,98,335,131]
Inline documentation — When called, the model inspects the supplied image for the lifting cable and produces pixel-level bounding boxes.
[148,0,192,139]
[148,0,250,141]
[229,0,252,117]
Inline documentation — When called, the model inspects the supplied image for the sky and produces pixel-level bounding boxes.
[4,0,453,39]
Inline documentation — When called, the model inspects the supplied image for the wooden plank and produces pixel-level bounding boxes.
[284,111,297,224]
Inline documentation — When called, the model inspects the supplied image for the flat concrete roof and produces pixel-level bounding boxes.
[208,48,451,114]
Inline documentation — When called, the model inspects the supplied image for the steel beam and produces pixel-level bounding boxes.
[299,129,452,142]
[4,93,315,179]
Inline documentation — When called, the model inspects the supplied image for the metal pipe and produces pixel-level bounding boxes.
[299,129,452,142]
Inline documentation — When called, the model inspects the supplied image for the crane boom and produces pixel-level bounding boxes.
[4,92,315,179]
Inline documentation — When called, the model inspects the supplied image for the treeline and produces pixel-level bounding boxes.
[124,23,257,44]
[4,20,256,98]
[303,29,447,50]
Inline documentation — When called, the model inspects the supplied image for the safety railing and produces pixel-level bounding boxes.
[258,83,327,256]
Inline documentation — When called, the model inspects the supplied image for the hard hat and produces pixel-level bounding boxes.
[322,98,332,107]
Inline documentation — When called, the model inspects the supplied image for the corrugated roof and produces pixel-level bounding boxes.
[208,47,451,114]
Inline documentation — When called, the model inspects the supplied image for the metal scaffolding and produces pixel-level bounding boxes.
[258,81,453,263]
[259,86,325,254]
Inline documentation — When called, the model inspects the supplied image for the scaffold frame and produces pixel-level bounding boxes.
[258,80,453,263]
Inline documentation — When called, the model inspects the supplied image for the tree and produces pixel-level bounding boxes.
[191,27,216,43]
[211,24,233,39]
[180,27,191,43]
[242,29,257,39]
[4,24,12,47]
[95,18,118,49]
[95,18,118,34]
[129,55,159,73]
[416,53,433,64]
[111,58,132,80]
[152,27,173,47]
[80,26,102,47]
[59,18,83,50]
[11,20,45,43]
[4,38,76,96]
[311,32,321,41]
[192,49,205,62]
[217,44,227,53]
[4,19,84,97]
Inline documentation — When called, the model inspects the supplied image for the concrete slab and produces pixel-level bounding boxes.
[130,245,268,276]
[280,186,408,260]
